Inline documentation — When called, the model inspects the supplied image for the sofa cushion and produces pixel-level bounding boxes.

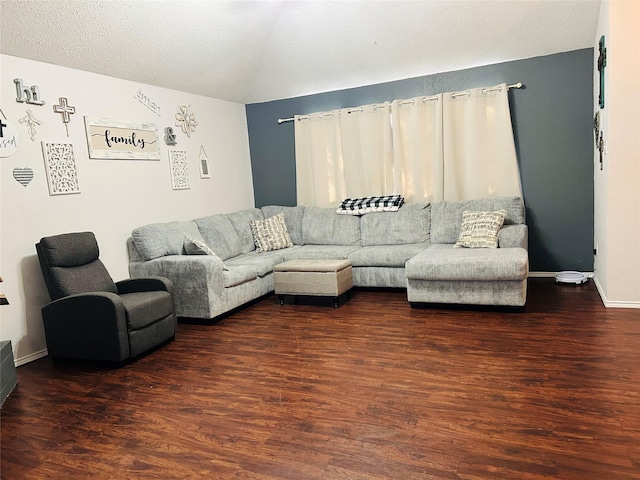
[302,207,361,246]
[250,213,293,253]
[225,250,287,277]
[498,224,528,249]
[261,205,305,245]
[226,208,264,254]
[454,210,506,249]
[194,214,243,261]
[347,244,430,267]
[360,202,430,246]
[281,245,360,261]
[132,221,203,261]
[405,244,528,281]
[431,197,525,244]
[222,265,258,288]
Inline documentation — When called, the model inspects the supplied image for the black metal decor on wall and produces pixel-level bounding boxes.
[598,36,607,109]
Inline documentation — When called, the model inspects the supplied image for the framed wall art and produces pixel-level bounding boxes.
[41,142,81,196]
[84,116,160,160]
[198,145,210,179]
[169,150,190,190]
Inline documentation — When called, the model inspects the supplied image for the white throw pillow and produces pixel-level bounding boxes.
[454,210,507,248]
[249,213,293,253]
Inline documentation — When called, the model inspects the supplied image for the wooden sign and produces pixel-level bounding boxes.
[84,117,160,160]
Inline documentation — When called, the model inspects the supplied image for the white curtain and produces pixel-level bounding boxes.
[294,83,522,206]
[294,111,345,207]
[391,94,444,202]
[442,83,522,200]
[340,102,394,198]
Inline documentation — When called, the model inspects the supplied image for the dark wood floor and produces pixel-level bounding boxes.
[2,279,639,479]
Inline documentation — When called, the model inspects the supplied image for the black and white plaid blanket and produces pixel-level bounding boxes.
[336,195,405,215]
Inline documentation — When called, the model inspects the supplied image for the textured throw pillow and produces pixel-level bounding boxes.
[184,237,229,270]
[454,210,507,248]
[184,236,215,256]
[250,213,293,253]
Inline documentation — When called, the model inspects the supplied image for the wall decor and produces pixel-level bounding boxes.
[175,105,198,138]
[198,145,210,179]
[164,127,177,145]
[0,113,19,158]
[18,109,41,141]
[597,36,607,109]
[13,167,33,187]
[41,142,80,195]
[169,150,190,190]
[134,88,161,116]
[84,117,160,160]
[14,78,45,105]
[52,97,76,137]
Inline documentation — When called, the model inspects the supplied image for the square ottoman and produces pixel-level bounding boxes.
[274,259,353,307]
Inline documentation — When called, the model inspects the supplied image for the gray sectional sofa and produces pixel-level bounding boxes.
[127,196,528,320]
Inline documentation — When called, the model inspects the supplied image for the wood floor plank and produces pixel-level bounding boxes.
[2,279,640,479]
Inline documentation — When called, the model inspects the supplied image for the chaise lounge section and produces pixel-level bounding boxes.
[406,197,529,307]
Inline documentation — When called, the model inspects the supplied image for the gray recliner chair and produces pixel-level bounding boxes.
[36,231,176,364]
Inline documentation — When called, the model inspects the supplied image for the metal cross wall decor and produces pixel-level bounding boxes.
[598,36,607,109]
[53,97,76,137]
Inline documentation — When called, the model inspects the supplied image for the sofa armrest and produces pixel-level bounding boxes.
[498,224,528,250]
[42,292,130,362]
[116,276,173,295]
[128,255,225,318]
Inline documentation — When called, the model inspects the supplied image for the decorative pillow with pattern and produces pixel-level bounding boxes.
[250,213,293,253]
[454,210,507,248]
[184,237,229,270]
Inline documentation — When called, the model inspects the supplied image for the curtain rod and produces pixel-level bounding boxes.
[277,82,523,124]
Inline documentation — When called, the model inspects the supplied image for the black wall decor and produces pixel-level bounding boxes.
[598,36,607,109]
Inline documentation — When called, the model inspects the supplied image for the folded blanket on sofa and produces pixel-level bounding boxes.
[337,195,405,215]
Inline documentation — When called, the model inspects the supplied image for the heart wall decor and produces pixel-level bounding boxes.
[13,167,34,187]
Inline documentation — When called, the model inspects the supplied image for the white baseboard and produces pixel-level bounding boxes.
[593,276,640,309]
[15,349,48,367]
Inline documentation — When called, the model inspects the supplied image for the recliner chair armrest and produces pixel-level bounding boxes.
[41,292,130,362]
[116,276,173,295]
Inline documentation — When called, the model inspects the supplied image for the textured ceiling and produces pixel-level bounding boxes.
[0,0,601,104]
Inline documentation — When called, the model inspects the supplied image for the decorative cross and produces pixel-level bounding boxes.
[53,97,76,137]
[0,119,6,138]
[18,109,41,141]
[598,36,607,109]
[597,132,605,171]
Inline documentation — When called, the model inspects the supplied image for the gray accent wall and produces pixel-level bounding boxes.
[246,49,594,272]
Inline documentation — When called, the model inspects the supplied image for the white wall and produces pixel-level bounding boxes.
[593,0,640,307]
[0,55,256,364]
